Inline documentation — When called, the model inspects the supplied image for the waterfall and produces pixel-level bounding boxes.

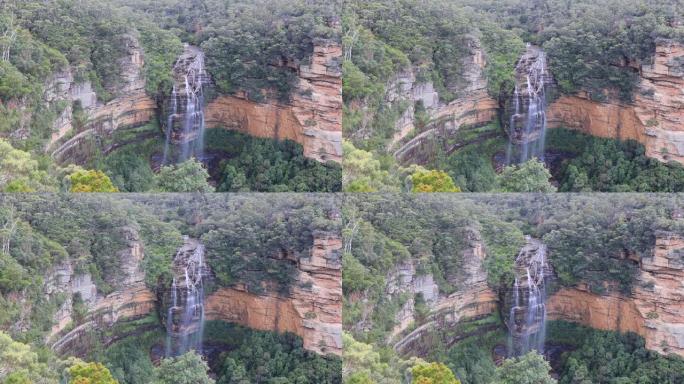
[506,238,548,357]
[162,47,208,165]
[506,46,549,165]
[165,241,206,357]
[162,85,177,165]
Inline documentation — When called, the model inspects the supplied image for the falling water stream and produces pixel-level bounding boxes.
[162,47,208,165]
[165,241,206,357]
[506,46,549,165]
[507,238,549,357]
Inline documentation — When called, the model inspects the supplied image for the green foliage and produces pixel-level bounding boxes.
[410,170,460,192]
[441,146,498,193]
[98,144,156,192]
[135,23,183,97]
[547,321,684,384]
[154,159,214,193]
[69,170,119,192]
[0,60,33,100]
[154,352,213,384]
[492,352,556,384]
[100,334,158,384]
[210,322,341,383]
[412,362,461,384]
[342,140,400,192]
[210,130,341,193]
[202,195,339,294]
[445,335,499,384]
[0,331,60,384]
[548,128,684,192]
[496,159,556,193]
[0,139,58,192]
[68,362,118,384]
[342,332,418,384]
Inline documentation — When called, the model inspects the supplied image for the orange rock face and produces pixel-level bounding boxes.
[206,41,342,163]
[205,234,342,356]
[548,41,684,164]
[548,234,684,357]
[47,230,341,357]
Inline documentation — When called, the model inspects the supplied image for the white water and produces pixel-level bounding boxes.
[507,240,548,357]
[162,48,207,165]
[165,243,206,357]
[506,47,549,165]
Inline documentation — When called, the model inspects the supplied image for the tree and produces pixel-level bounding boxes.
[154,159,214,192]
[0,332,57,383]
[68,362,118,384]
[410,170,460,192]
[0,139,55,192]
[69,170,119,192]
[497,159,556,192]
[411,362,460,384]
[154,352,214,384]
[343,140,399,192]
[493,352,556,384]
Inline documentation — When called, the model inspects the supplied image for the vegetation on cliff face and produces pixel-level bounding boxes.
[0,194,339,344]
[0,195,342,383]
[547,321,684,384]
[113,0,340,102]
[342,0,684,193]
[547,128,684,192]
[460,0,683,101]
[0,0,341,192]
[342,194,684,383]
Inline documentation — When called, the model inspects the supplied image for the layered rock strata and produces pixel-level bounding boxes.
[392,37,499,165]
[205,232,343,355]
[49,35,156,165]
[547,232,684,357]
[384,230,499,356]
[547,40,684,164]
[205,40,342,163]
[49,227,156,357]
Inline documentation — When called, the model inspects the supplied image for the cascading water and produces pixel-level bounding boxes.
[162,46,208,165]
[506,45,550,165]
[506,238,549,357]
[165,240,206,357]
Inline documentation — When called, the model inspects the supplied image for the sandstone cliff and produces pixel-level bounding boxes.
[547,40,684,164]
[204,232,343,355]
[205,40,342,163]
[547,232,684,357]
[49,37,342,165]
[349,229,499,357]
[391,37,499,165]
[47,230,342,358]
[49,227,156,356]
[49,34,157,165]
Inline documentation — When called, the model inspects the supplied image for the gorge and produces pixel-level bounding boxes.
[342,0,684,193]
[0,0,343,193]
[342,194,684,383]
[0,194,343,383]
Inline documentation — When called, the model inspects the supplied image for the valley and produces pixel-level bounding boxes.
[342,194,684,383]
[0,194,342,383]
[342,0,684,192]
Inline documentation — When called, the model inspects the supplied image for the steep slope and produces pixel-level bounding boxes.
[547,40,684,164]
